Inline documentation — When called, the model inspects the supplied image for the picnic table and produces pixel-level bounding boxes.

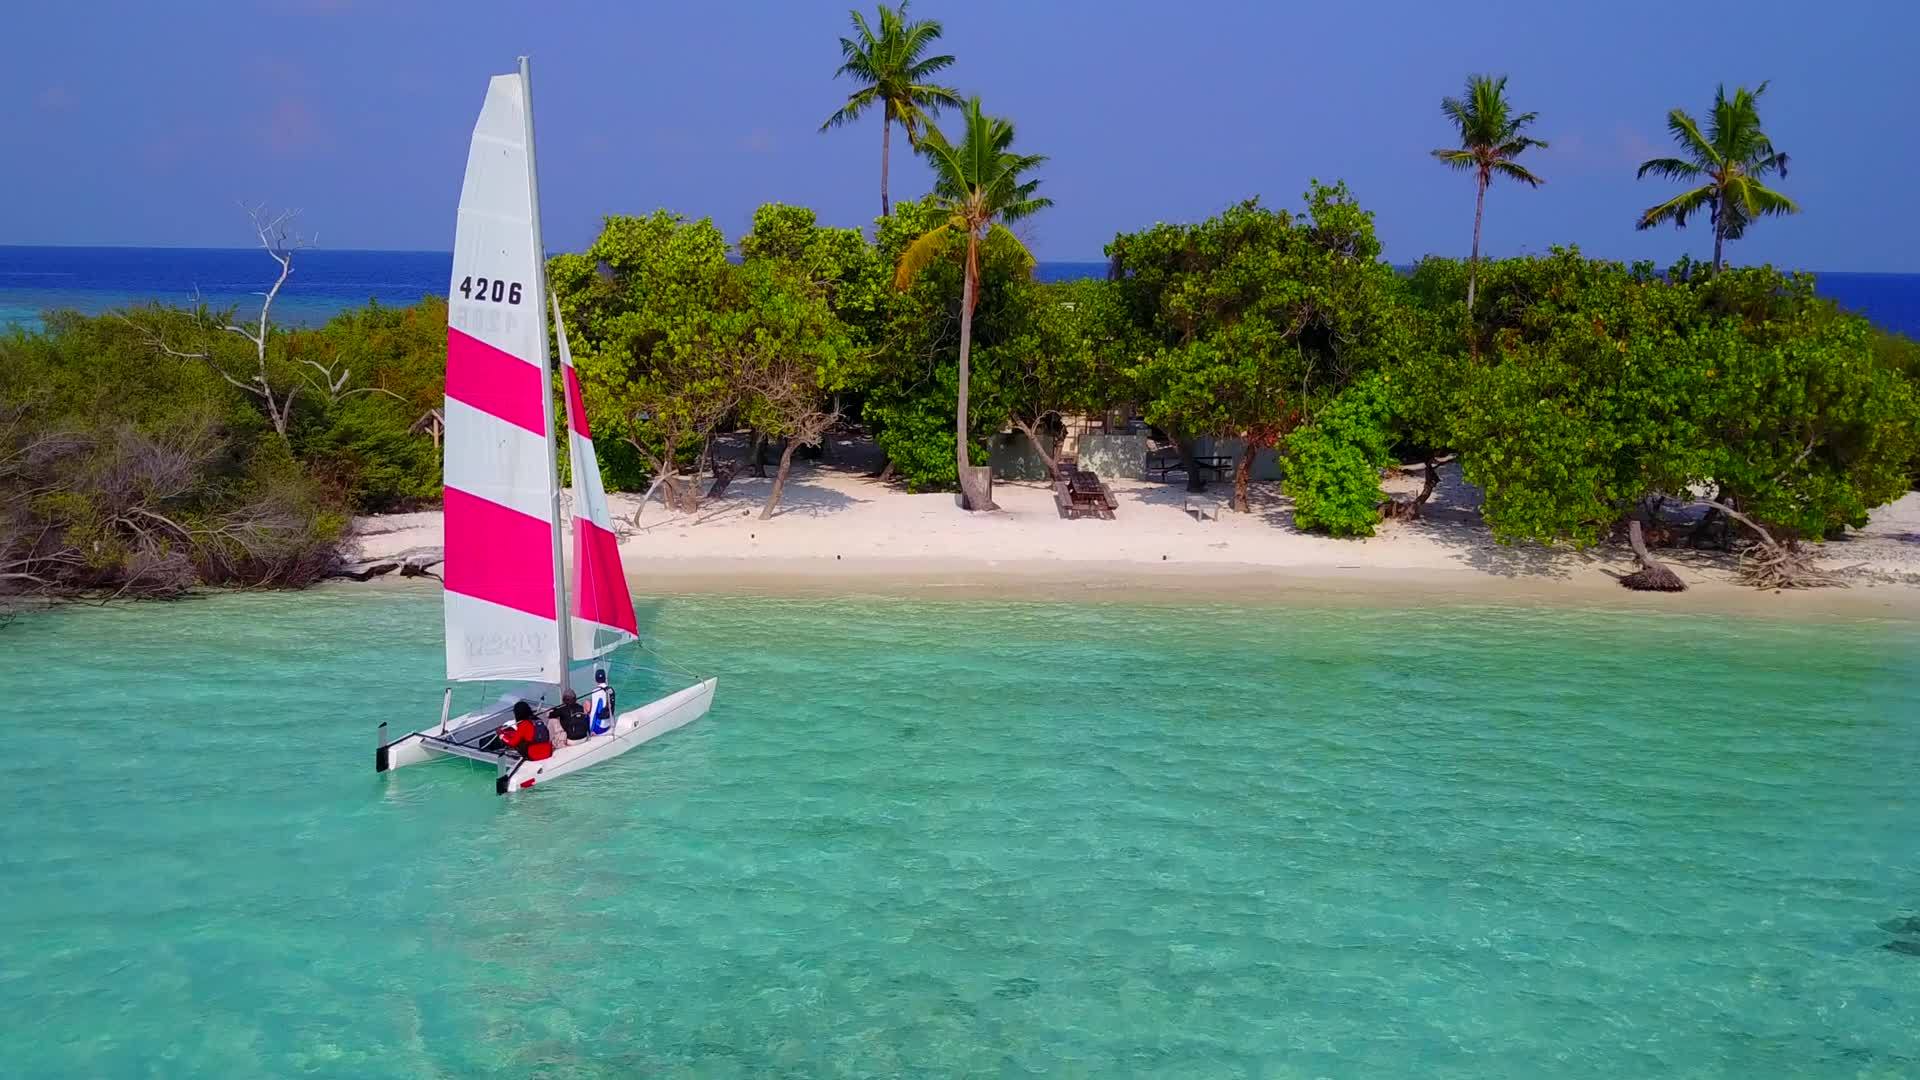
[1145,447,1233,482]
[1055,466,1118,520]
[1191,455,1233,479]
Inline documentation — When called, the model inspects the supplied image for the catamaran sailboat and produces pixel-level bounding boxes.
[375,58,715,795]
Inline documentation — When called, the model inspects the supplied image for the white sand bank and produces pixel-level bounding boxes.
[349,462,1920,616]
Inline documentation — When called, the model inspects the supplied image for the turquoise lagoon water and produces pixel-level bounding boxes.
[2,589,1917,1077]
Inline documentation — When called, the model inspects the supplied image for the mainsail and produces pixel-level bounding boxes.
[442,72,566,684]
[556,297,639,657]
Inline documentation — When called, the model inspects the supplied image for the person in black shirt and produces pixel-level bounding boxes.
[551,690,591,743]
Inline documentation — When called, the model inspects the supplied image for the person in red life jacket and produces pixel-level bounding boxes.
[497,701,536,752]
[498,700,555,759]
[523,708,554,760]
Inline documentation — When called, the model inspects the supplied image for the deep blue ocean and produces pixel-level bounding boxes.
[2,246,1916,337]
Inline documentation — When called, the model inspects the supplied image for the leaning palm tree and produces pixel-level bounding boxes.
[1636,82,1797,271]
[1431,74,1547,310]
[819,2,962,217]
[894,97,1051,513]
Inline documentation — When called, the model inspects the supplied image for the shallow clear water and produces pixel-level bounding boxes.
[3,589,1917,1077]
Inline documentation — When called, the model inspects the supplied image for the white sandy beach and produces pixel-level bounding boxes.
[348,446,1920,616]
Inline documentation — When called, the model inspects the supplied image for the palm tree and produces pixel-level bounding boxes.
[819,2,962,217]
[1635,82,1797,271]
[1431,74,1547,310]
[894,97,1051,512]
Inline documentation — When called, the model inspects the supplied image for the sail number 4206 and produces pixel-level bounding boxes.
[458,276,523,304]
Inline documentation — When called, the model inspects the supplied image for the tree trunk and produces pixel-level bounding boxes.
[1231,443,1254,514]
[1712,206,1725,272]
[698,435,720,507]
[747,429,768,478]
[631,468,673,526]
[1690,497,1836,589]
[1012,417,1061,480]
[655,474,684,514]
[1622,517,1686,592]
[760,437,799,520]
[1414,455,1441,514]
[954,236,995,512]
[877,459,895,483]
[630,437,683,517]
[880,106,891,218]
[1381,457,1443,521]
[1467,172,1487,311]
[1694,498,1781,554]
[1178,437,1205,492]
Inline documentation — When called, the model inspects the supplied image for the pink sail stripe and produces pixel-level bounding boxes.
[447,327,547,436]
[444,485,556,620]
[572,517,638,635]
[563,365,592,439]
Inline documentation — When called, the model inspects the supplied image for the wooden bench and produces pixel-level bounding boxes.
[1184,494,1224,521]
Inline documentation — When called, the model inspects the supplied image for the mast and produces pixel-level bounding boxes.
[519,55,572,686]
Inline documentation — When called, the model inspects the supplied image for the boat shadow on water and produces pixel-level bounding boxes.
[1881,915,1920,956]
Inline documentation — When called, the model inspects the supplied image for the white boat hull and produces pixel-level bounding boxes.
[378,678,716,795]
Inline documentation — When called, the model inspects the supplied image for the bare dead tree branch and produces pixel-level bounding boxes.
[741,357,839,520]
[1684,497,1844,589]
[119,204,311,439]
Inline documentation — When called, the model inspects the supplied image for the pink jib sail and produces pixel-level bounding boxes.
[555,296,639,657]
[441,73,564,684]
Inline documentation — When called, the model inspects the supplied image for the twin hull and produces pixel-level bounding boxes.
[379,678,717,795]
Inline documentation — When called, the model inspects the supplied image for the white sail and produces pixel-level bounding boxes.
[441,72,565,684]
[555,297,640,659]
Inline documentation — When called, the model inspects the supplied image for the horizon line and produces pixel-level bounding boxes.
[2,243,1911,278]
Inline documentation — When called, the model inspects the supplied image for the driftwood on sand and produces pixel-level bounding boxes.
[1618,496,1852,592]
[1620,517,1687,592]
[1693,499,1846,590]
[332,547,442,582]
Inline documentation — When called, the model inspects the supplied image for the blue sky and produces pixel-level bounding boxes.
[3,0,1914,270]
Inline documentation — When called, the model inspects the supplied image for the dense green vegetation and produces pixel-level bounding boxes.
[22,209,1913,588]
[549,206,857,518]
[1109,184,1409,515]
[1415,253,1917,547]
[3,4,1915,601]
[5,192,1917,599]
[3,310,354,597]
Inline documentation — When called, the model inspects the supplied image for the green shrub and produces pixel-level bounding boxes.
[1285,377,1395,537]
[297,395,439,513]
